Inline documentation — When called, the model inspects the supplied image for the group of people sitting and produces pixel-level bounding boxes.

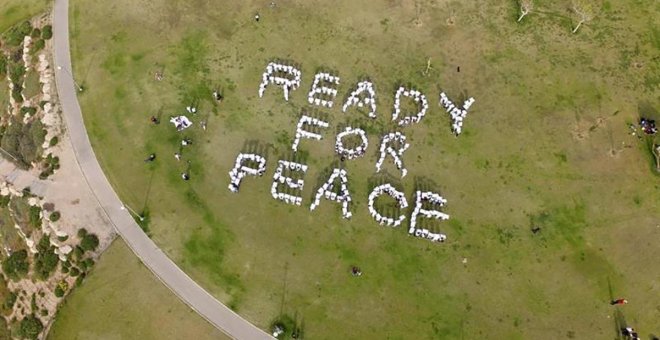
[342,81,377,118]
[258,62,301,101]
[640,117,657,135]
[375,132,410,178]
[271,160,307,205]
[310,168,352,219]
[440,92,475,136]
[228,153,267,192]
[292,115,329,151]
[335,127,368,160]
[307,72,339,108]
[409,191,449,243]
[393,86,429,127]
[170,115,193,131]
[368,184,408,227]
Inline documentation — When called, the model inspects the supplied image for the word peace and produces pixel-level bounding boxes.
[228,61,477,244]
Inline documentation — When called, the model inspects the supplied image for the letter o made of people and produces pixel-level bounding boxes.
[335,127,368,159]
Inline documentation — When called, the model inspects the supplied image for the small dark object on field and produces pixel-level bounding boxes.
[610,298,627,305]
[531,226,541,234]
[213,90,223,102]
[155,71,163,81]
[457,66,460,72]
[351,266,362,276]
[255,13,260,22]
[340,156,346,162]
[150,116,159,124]
[182,137,192,146]
[181,172,190,181]
[145,154,156,162]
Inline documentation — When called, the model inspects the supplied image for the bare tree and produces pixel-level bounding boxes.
[517,0,534,22]
[571,0,594,33]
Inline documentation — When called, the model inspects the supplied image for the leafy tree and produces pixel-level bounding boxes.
[41,25,52,40]
[16,314,43,339]
[30,28,41,38]
[2,250,29,281]
[53,286,64,298]
[28,206,41,228]
[34,237,59,280]
[77,228,88,238]
[31,39,45,53]
[80,233,99,252]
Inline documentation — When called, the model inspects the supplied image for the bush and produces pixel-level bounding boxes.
[2,250,29,281]
[41,25,52,40]
[17,315,43,339]
[77,228,88,238]
[53,286,64,298]
[0,195,10,207]
[0,55,7,76]
[28,206,41,228]
[60,266,69,274]
[30,28,41,38]
[11,86,23,103]
[4,21,33,46]
[8,63,25,83]
[40,309,47,317]
[71,246,84,261]
[49,211,60,222]
[20,107,37,117]
[3,292,17,310]
[69,267,80,277]
[57,235,68,242]
[34,237,59,280]
[75,275,84,287]
[48,136,58,147]
[80,233,99,252]
[31,39,45,53]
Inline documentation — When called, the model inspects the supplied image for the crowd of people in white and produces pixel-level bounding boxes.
[409,191,449,242]
[307,72,339,108]
[170,115,192,131]
[228,153,267,192]
[310,168,352,219]
[271,160,308,206]
[439,92,475,136]
[258,62,302,101]
[292,115,329,151]
[335,127,368,160]
[368,184,408,227]
[393,86,429,127]
[375,132,410,178]
[342,81,377,118]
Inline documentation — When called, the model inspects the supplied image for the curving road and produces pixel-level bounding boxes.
[51,0,272,338]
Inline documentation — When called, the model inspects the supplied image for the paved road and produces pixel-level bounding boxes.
[51,0,272,338]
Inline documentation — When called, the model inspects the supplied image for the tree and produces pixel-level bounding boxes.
[41,25,53,40]
[517,0,534,22]
[80,233,99,252]
[17,315,43,339]
[2,250,29,281]
[572,0,594,33]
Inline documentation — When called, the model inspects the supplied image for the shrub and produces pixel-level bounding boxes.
[0,195,10,207]
[53,286,64,298]
[31,39,45,53]
[49,211,60,222]
[4,21,33,46]
[11,85,23,103]
[77,228,88,238]
[80,233,99,252]
[20,107,37,117]
[2,250,29,281]
[72,246,84,261]
[3,292,17,310]
[30,28,41,38]
[40,309,47,317]
[69,267,80,277]
[8,63,25,83]
[60,266,69,274]
[0,55,7,76]
[75,275,84,287]
[57,235,68,242]
[41,25,52,40]
[28,206,41,228]
[48,136,58,147]
[34,237,59,280]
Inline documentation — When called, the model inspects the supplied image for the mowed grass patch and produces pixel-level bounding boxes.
[48,239,229,340]
[71,0,660,338]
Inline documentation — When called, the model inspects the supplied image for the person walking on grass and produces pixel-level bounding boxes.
[611,298,628,305]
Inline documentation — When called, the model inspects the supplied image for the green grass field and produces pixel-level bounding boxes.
[48,239,228,340]
[0,0,49,33]
[69,0,659,338]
